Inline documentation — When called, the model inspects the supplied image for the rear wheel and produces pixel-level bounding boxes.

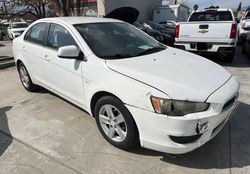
[94,96,138,150]
[18,62,38,92]
[242,41,247,54]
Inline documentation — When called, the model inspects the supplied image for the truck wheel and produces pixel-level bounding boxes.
[224,53,234,63]
[94,96,138,150]
[242,41,246,54]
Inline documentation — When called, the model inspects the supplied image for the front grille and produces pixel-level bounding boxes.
[222,96,236,111]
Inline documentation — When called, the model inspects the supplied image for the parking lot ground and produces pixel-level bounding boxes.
[0,47,250,174]
[0,41,13,58]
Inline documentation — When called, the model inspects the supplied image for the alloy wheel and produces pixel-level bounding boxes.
[98,104,127,142]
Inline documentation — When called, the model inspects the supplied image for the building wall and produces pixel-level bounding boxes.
[97,0,162,20]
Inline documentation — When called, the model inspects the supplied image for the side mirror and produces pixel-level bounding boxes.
[58,45,81,59]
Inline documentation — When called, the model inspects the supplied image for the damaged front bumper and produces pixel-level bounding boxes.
[125,76,240,154]
[126,101,238,154]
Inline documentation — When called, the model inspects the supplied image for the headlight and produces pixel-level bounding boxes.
[151,96,210,116]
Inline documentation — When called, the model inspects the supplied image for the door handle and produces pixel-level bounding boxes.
[22,46,26,52]
[43,55,50,61]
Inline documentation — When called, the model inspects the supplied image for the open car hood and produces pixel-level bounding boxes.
[105,7,139,24]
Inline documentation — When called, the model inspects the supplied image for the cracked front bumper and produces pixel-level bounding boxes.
[126,77,240,154]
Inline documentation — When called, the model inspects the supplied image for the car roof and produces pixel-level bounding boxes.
[194,8,232,13]
[37,17,124,25]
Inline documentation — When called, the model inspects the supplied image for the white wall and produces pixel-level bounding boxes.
[97,0,162,20]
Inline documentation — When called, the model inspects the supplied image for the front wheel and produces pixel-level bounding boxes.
[94,96,138,150]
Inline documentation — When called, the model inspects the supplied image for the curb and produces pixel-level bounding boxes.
[0,57,15,70]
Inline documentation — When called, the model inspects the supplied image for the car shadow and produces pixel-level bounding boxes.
[200,47,250,68]
[130,102,250,169]
[0,106,13,156]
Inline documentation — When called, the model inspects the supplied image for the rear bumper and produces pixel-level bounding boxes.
[175,42,236,53]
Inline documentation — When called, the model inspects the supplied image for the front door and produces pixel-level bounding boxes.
[42,23,85,107]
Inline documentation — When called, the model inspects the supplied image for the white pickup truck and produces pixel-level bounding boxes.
[175,8,237,62]
[238,11,250,44]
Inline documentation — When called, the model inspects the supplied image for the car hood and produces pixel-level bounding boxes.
[106,47,232,102]
[105,7,139,24]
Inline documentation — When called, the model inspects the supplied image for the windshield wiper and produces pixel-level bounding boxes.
[135,46,166,57]
[102,54,134,59]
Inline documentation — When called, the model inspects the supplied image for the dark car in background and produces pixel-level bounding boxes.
[133,21,164,43]
[139,21,175,45]
[159,20,177,28]
[242,32,250,58]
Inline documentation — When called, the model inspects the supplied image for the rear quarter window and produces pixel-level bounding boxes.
[189,11,233,21]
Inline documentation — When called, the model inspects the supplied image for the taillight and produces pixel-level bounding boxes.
[230,23,237,39]
[175,24,180,38]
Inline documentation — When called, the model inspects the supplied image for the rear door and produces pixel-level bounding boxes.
[22,22,48,84]
[41,23,85,107]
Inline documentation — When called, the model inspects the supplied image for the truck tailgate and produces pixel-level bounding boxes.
[179,22,233,40]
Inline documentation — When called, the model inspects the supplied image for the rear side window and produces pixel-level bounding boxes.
[47,23,77,50]
[189,11,233,21]
[25,23,47,45]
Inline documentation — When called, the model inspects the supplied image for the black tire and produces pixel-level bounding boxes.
[17,62,38,92]
[224,50,235,63]
[242,41,246,54]
[94,96,138,150]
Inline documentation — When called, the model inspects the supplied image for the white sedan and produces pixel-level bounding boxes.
[12,17,240,154]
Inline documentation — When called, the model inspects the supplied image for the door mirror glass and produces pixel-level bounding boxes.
[58,45,80,59]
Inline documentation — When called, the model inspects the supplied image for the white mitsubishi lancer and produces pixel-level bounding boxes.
[12,17,240,154]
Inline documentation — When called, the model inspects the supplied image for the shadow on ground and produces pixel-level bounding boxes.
[129,102,250,169]
[200,47,250,68]
[0,106,13,156]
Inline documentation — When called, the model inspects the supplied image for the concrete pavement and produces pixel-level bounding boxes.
[0,41,13,57]
[0,48,250,174]
[0,41,15,69]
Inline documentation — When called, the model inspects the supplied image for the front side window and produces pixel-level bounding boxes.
[189,11,233,21]
[74,22,165,59]
[47,23,77,50]
[29,23,47,45]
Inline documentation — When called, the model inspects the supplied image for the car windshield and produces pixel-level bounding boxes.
[12,23,28,28]
[74,22,166,59]
[189,11,233,21]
